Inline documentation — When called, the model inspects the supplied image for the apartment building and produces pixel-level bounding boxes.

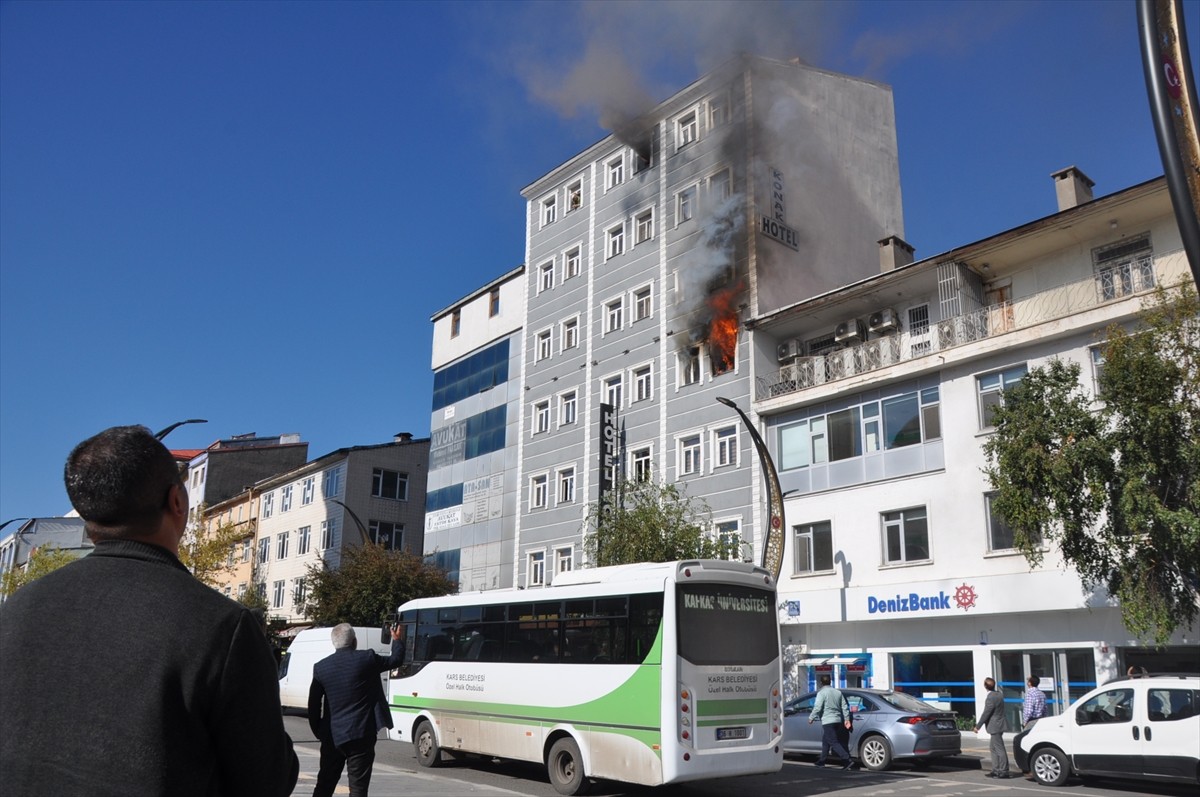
[753,170,1198,724]
[183,432,309,514]
[204,490,259,601]
[425,267,525,591]
[253,434,430,625]
[512,55,904,589]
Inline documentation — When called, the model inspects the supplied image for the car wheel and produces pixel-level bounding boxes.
[414,719,442,768]
[1031,746,1070,787]
[547,737,589,795]
[858,734,893,771]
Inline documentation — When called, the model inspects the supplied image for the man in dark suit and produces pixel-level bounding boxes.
[308,622,405,797]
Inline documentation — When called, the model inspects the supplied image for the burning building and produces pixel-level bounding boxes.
[429,54,904,592]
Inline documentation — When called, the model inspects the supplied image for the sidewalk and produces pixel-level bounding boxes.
[290,742,528,797]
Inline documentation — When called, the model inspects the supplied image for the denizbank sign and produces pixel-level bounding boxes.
[759,167,799,251]
[867,582,979,616]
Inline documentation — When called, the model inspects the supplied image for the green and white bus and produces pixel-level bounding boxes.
[386,559,784,795]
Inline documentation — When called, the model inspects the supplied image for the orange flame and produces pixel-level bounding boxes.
[707,283,742,375]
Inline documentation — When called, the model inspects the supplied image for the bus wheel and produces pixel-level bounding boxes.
[414,719,442,768]
[547,737,589,795]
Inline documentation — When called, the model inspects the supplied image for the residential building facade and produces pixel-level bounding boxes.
[0,518,92,602]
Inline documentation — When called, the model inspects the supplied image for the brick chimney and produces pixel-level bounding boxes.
[878,235,915,272]
[1051,166,1094,211]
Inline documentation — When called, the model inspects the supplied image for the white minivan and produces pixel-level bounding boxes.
[1015,674,1199,787]
[278,625,391,713]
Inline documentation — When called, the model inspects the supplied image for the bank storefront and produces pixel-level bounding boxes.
[779,570,1198,727]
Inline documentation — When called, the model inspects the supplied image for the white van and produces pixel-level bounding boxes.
[1015,673,1199,787]
[278,625,391,713]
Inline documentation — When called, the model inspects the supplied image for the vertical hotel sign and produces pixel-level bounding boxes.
[759,168,799,251]
[598,403,618,509]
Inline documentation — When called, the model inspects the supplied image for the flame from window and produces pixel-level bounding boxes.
[707,283,742,375]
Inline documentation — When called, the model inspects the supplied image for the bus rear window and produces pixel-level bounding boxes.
[676,583,777,665]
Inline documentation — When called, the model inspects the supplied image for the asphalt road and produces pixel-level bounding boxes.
[282,715,1195,797]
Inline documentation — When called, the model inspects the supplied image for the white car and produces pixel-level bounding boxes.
[1015,674,1199,787]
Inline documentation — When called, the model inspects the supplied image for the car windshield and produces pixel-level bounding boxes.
[874,691,942,713]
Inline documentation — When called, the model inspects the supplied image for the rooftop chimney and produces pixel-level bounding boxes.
[1051,166,1094,211]
[878,235,915,273]
[394,432,414,444]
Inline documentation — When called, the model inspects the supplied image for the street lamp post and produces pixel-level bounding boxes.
[155,418,208,441]
[716,397,785,581]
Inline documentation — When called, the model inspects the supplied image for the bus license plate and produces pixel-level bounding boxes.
[717,727,748,740]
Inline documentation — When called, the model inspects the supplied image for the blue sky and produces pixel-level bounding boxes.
[2,0,1196,524]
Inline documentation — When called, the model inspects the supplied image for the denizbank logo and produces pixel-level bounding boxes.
[867,583,978,615]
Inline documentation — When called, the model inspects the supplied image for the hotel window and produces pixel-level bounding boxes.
[707,93,728,128]
[605,298,623,333]
[323,467,342,499]
[715,519,740,555]
[297,525,311,556]
[541,195,557,227]
[677,185,696,223]
[558,467,576,504]
[633,365,652,402]
[535,329,552,362]
[680,434,702,475]
[276,531,289,560]
[561,317,579,350]
[882,507,930,564]
[368,520,403,550]
[450,309,461,338]
[534,400,550,434]
[489,287,500,317]
[794,521,834,574]
[713,425,737,467]
[680,346,701,386]
[556,547,573,574]
[261,492,274,519]
[709,169,732,203]
[538,260,554,293]
[257,537,270,564]
[676,110,698,149]
[567,180,582,211]
[633,286,652,321]
[559,391,577,425]
[320,519,337,549]
[977,364,1027,429]
[604,375,623,408]
[301,476,315,506]
[280,485,292,513]
[272,580,286,609]
[607,224,625,259]
[530,474,548,509]
[635,209,654,244]
[372,468,408,500]
[527,551,546,587]
[564,247,581,279]
[631,446,652,482]
[606,155,624,189]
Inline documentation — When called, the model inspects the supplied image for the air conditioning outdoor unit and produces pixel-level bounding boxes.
[834,318,865,343]
[868,308,899,333]
[776,338,801,363]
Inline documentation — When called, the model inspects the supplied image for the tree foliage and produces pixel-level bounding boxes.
[301,544,456,627]
[983,283,1200,644]
[179,510,247,588]
[0,545,79,598]
[583,478,737,567]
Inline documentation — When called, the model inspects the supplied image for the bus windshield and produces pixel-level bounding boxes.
[676,582,777,666]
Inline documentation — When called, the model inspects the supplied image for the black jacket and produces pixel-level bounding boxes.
[0,539,298,797]
[308,639,403,746]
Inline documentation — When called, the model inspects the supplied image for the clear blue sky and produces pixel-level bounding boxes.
[2,0,1196,523]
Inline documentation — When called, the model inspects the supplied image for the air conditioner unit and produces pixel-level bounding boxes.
[833,318,864,343]
[776,338,801,363]
[868,308,899,333]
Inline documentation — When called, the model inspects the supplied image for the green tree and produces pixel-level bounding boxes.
[583,478,736,567]
[983,283,1200,644]
[302,544,455,627]
[179,510,247,588]
[0,545,79,598]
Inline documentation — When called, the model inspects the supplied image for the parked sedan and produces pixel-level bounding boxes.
[782,688,961,771]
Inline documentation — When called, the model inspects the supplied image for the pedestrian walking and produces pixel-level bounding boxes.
[0,425,299,797]
[1019,675,1046,780]
[309,622,405,797]
[808,674,856,770]
[974,676,1009,779]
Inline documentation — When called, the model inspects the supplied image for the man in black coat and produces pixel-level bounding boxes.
[308,622,404,797]
[0,425,298,797]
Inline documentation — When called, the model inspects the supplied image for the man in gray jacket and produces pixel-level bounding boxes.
[808,674,855,770]
[974,676,1009,779]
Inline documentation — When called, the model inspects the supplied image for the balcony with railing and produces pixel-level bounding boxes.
[757,251,1187,402]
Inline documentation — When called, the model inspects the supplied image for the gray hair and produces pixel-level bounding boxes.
[330,623,357,650]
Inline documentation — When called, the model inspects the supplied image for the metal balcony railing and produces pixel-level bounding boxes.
[757,251,1187,401]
